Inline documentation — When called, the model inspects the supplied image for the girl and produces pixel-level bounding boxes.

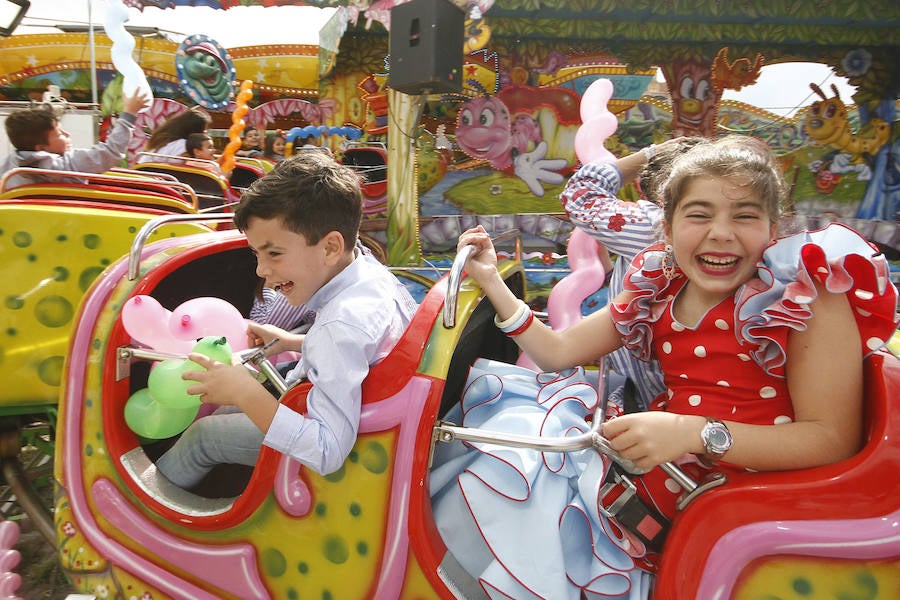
[263,131,286,163]
[137,107,212,164]
[430,136,899,599]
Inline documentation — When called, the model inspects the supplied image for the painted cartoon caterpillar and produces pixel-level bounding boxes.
[804,83,890,162]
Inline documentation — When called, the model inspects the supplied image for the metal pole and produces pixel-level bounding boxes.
[87,0,97,105]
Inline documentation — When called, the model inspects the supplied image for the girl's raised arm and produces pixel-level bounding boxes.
[459,226,624,371]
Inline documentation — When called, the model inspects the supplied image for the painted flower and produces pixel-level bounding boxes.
[815,169,841,194]
[841,49,872,78]
[62,521,77,537]
[94,584,109,599]
[607,213,627,232]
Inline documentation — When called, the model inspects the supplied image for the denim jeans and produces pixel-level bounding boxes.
[155,405,263,489]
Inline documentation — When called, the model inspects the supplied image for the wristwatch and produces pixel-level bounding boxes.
[700,417,733,462]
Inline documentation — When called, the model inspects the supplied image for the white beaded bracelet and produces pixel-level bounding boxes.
[494,300,529,333]
[641,144,657,161]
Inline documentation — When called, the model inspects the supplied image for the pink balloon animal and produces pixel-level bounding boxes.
[573,78,618,164]
[517,79,616,369]
[546,228,608,331]
[122,295,250,354]
[551,78,619,329]
[0,520,22,600]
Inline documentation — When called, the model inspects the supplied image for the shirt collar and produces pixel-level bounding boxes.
[306,247,362,311]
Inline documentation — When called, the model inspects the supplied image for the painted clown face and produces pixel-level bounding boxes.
[176,36,235,109]
[455,95,512,168]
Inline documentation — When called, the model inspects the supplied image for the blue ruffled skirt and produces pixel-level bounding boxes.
[430,359,653,599]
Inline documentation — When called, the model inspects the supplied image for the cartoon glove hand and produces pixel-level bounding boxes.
[513,141,567,196]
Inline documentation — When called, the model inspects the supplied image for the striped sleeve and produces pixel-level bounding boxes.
[560,161,662,262]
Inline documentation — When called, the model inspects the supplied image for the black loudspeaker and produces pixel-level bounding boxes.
[389,0,465,95]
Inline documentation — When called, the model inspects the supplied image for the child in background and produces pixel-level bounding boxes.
[0,89,150,188]
[262,132,286,163]
[183,132,229,179]
[561,136,704,410]
[236,128,263,157]
[137,107,211,164]
[430,135,899,598]
[155,152,418,489]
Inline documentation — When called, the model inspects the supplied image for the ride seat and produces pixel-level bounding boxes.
[654,350,900,598]
[133,162,238,209]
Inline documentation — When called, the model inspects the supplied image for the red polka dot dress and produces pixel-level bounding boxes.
[611,223,899,516]
[650,291,795,425]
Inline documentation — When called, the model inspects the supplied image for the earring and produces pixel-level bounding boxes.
[663,244,678,280]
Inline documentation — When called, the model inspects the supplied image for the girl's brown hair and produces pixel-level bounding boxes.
[659,135,786,226]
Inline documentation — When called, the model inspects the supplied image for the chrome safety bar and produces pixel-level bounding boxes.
[115,345,288,396]
[443,229,520,328]
[127,212,235,280]
[0,167,198,206]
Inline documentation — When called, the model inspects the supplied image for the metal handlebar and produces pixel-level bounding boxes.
[127,212,235,280]
[117,345,288,396]
[443,229,520,329]
[0,167,198,206]
[443,244,474,328]
[236,346,289,395]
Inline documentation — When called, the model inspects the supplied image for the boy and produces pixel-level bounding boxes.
[155,152,418,488]
[236,127,262,157]
[183,132,229,178]
[0,89,150,188]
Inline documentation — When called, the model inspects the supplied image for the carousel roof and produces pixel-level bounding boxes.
[137,0,899,51]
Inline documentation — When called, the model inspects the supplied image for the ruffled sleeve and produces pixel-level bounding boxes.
[736,222,899,377]
[609,243,685,361]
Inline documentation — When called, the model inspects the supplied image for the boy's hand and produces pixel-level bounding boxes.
[122,89,152,115]
[183,352,281,432]
[247,321,303,355]
[182,353,260,406]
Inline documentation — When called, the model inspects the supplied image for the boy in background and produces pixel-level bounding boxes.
[1,89,150,188]
[183,132,230,179]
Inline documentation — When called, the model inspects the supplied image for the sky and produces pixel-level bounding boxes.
[719,63,855,117]
[16,0,856,118]
[15,0,337,47]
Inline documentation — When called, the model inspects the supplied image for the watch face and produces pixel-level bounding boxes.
[703,420,733,455]
[708,428,729,449]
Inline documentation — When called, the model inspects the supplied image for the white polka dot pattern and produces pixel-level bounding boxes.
[759,386,777,399]
[648,292,794,430]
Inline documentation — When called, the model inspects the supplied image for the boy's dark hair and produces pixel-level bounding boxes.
[145,108,211,152]
[5,108,57,151]
[234,152,364,248]
[185,132,212,157]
